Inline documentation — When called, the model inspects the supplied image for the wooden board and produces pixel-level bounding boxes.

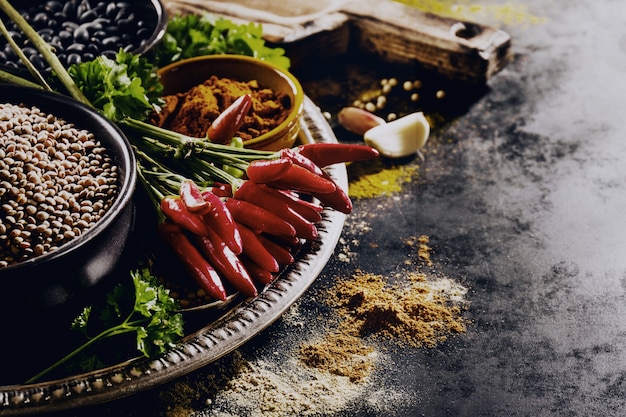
[162,0,511,83]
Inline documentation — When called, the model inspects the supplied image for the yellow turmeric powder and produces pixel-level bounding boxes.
[347,160,419,199]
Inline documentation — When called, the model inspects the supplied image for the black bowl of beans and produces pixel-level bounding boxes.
[0,84,137,322]
[0,0,167,76]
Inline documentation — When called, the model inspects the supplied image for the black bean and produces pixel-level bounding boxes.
[73,26,89,44]
[66,53,82,65]
[62,1,76,19]
[82,21,104,33]
[82,52,95,62]
[66,43,85,53]
[44,1,64,13]
[76,0,90,18]
[32,12,49,28]
[137,28,151,39]
[38,28,54,36]
[47,19,58,29]
[101,50,116,59]
[22,47,37,57]
[79,9,98,23]
[105,25,120,35]
[61,21,78,31]
[86,43,100,55]
[30,55,47,70]
[115,8,129,22]
[105,2,118,18]
[117,17,133,29]
[101,36,121,47]
[53,11,67,21]
[58,30,73,46]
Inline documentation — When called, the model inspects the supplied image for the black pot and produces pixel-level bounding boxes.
[0,85,137,323]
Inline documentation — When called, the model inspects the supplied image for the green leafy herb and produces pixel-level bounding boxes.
[151,14,290,71]
[25,268,184,384]
[67,49,164,122]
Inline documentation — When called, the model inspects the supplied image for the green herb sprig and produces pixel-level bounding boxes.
[25,269,184,384]
[150,13,291,70]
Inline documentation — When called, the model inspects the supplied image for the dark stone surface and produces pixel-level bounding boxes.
[41,1,626,416]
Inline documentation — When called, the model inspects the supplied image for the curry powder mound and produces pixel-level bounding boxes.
[153,75,291,141]
[298,330,374,383]
[327,269,467,349]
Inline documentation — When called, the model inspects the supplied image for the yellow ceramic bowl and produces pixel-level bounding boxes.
[157,55,304,151]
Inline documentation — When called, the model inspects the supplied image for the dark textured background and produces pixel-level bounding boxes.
[36,1,626,415]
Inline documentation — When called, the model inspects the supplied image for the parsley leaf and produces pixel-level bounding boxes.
[151,14,290,71]
[67,49,164,122]
[26,268,184,384]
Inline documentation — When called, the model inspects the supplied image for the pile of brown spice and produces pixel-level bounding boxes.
[324,268,468,349]
[152,75,292,141]
[298,330,374,383]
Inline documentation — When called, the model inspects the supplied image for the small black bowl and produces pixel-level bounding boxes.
[0,85,137,322]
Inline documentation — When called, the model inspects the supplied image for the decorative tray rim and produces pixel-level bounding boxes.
[0,97,347,416]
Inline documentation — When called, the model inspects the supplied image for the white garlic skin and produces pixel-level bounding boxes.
[363,112,430,158]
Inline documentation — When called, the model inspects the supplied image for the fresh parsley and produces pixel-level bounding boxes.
[25,268,184,384]
[151,13,291,71]
[67,49,164,122]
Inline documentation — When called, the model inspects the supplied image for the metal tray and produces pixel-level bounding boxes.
[0,97,347,415]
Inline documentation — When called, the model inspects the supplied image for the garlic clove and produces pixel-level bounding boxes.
[363,112,430,158]
[337,106,386,136]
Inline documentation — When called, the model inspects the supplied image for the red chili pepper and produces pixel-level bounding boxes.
[295,143,380,167]
[158,221,227,301]
[209,182,233,198]
[268,163,336,194]
[246,158,293,183]
[240,255,275,285]
[206,94,252,144]
[200,190,243,255]
[235,222,280,273]
[279,147,325,177]
[257,234,295,266]
[278,189,323,214]
[225,198,297,238]
[160,196,208,236]
[195,228,257,298]
[179,179,211,214]
[234,181,318,240]
[239,181,323,223]
[309,171,353,214]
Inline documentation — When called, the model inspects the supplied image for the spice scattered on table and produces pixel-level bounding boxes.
[347,159,419,199]
[325,268,468,349]
[298,330,375,383]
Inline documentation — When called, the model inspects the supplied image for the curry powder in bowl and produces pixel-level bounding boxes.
[155,55,304,151]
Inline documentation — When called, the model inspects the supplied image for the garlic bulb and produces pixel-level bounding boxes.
[363,112,429,158]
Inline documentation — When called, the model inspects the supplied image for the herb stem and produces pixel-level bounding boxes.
[24,321,133,384]
[0,0,91,105]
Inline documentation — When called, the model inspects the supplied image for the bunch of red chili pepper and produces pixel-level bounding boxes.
[128,93,379,301]
[155,142,379,301]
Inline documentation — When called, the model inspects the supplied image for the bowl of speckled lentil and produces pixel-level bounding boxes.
[154,55,305,151]
[0,85,136,320]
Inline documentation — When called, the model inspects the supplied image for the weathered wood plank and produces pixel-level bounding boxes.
[162,0,511,83]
